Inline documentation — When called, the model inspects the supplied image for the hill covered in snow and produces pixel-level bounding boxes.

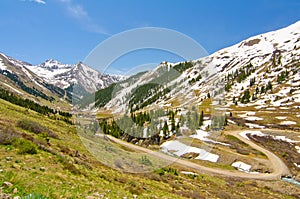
[84,20,300,123]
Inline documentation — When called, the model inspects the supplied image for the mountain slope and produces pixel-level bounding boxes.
[1,21,300,199]
[1,96,299,198]
[83,20,300,118]
[76,21,300,182]
[0,53,72,108]
[0,52,123,107]
[28,59,121,95]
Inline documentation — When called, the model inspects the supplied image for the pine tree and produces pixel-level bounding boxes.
[251,94,256,101]
[249,77,255,87]
[224,115,228,126]
[176,122,180,131]
[261,86,265,94]
[199,110,204,126]
[162,121,168,138]
[171,118,176,132]
[179,115,185,126]
[266,81,273,91]
[241,89,250,103]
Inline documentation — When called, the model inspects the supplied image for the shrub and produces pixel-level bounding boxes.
[17,119,45,134]
[0,127,20,145]
[154,168,166,176]
[13,139,37,154]
[126,181,143,195]
[154,167,178,176]
[63,162,81,175]
[57,155,81,175]
[17,119,58,139]
[140,155,152,166]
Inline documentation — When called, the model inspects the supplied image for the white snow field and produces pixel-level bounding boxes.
[160,140,219,162]
[231,161,251,173]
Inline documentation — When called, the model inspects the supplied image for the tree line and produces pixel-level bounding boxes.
[0,88,72,121]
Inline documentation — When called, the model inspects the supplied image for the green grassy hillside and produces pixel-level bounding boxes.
[0,99,299,199]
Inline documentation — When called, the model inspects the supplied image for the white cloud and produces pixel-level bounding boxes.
[58,0,109,35]
[30,0,46,4]
[20,0,46,4]
[67,4,88,18]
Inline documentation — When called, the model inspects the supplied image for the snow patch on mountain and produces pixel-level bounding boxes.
[160,140,219,162]
[0,58,7,70]
[101,20,300,114]
[28,59,73,80]
[232,161,252,173]
[280,121,297,125]
[27,60,122,93]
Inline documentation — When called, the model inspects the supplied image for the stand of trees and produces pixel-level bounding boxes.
[129,84,171,112]
[98,107,227,143]
[173,61,194,73]
[0,88,72,123]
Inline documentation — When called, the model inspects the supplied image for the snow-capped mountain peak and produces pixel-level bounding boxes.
[39,59,72,70]
[90,20,300,114]
[27,59,122,94]
[64,62,121,93]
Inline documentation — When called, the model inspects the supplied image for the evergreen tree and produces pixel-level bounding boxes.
[199,110,204,126]
[266,81,273,91]
[224,115,228,126]
[241,89,250,103]
[261,86,265,94]
[277,70,288,83]
[207,92,211,98]
[171,117,176,132]
[162,121,169,138]
[251,94,256,101]
[179,115,185,126]
[176,122,180,132]
[256,87,259,94]
[249,77,255,87]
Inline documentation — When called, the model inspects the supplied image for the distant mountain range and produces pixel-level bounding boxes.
[1,21,300,118]
[80,20,300,128]
[0,53,122,106]
[28,59,121,93]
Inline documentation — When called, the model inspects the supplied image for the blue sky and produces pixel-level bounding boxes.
[0,0,299,74]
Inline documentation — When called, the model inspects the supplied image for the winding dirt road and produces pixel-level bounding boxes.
[105,129,291,180]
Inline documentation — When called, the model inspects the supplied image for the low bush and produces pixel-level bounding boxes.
[13,138,37,154]
[0,127,20,145]
[140,155,152,166]
[126,181,144,195]
[17,119,58,139]
[57,155,81,175]
[154,167,178,176]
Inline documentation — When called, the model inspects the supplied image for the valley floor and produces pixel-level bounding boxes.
[0,99,300,198]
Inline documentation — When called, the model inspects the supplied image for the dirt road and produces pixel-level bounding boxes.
[105,129,291,180]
